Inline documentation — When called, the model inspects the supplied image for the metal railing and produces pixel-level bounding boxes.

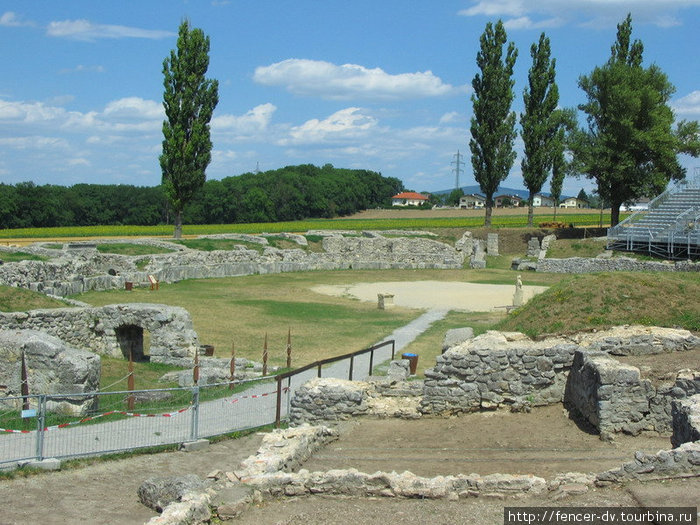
[0,339,395,467]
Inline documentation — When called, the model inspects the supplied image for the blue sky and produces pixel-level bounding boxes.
[1,1,699,197]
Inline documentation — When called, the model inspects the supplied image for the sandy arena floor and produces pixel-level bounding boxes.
[312,280,548,311]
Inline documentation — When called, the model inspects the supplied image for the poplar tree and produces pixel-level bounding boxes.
[470,20,518,227]
[520,33,559,227]
[573,14,695,226]
[160,20,219,238]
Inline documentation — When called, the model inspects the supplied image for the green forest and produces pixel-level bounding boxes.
[0,164,403,229]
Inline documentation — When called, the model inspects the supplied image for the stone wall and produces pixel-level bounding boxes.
[290,378,370,425]
[671,394,700,448]
[564,351,666,438]
[421,331,578,414]
[289,376,423,426]
[0,330,100,415]
[421,327,699,434]
[0,304,199,366]
[0,233,465,297]
[537,256,700,274]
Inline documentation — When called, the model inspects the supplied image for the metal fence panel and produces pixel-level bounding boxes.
[0,340,397,466]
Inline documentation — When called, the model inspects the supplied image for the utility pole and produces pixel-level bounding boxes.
[451,150,465,190]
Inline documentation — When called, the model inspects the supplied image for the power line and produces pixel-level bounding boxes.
[451,150,465,190]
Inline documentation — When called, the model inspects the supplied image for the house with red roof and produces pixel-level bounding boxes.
[391,192,429,206]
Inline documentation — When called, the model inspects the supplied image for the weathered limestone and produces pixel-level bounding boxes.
[0,330,100,416]
[596,441,700,485]
[377,293,394,310]
[672,394,700,447]
[564,351,656,438]
[422,326,699,434]
[570,325,700,356]
[138,474,210,513]
[422,331,578,414]
[441,327,475,353]
[486,233,499,256]
[470,240,486,269]
[235,425,339,478]
[527,237,541,258]
[290,378,371,425]
[0,232,466,297]
[454,231,474,256]
[537,257,700,273]
[0,304,199,366]
[321,235,464,269]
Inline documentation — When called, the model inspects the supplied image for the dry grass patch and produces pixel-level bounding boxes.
[498,272,700,337]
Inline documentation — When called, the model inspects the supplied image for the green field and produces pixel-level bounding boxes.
[0,212,621,240]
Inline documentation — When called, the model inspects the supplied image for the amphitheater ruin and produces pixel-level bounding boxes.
[0,228,698,524]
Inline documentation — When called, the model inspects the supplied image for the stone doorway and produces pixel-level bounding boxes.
[115,324,150,362]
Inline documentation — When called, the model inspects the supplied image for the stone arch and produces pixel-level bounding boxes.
[115,324,150,362]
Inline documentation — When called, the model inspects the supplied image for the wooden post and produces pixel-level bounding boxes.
[262,333,268,376]
[127,350,135,411]
[286,328,292,369]
[275,375,282,428]
[20,351,30,413]
[193,349,200,386]
[229,340,236,390]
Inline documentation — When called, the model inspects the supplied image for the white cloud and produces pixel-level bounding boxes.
[59,64,106,74]
[503,16,564,30]
[0,97,163,134]
[68,157,90,166]
[439,111,461,124]
[459,0,525,17]
[281,107,378,145]
[458,0,700,29]
[46,19,174,41]
[0,136,69,149]
[212,103,276,135]
[0,11,34,27]
[103,97,163,120]
[672,91,700,116]
[254,59,463,100]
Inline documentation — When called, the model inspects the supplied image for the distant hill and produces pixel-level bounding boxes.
[430,185,536,200]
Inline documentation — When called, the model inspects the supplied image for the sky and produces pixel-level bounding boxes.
[1,1,699,198]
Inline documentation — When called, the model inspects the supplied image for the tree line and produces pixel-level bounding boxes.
[0,164,403,229]
[469,15,699,227]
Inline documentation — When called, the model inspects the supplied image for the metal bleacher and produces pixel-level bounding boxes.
[606,173,700,260]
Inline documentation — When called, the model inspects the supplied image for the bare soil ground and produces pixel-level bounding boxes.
[1,404,695,525]
[0,433,263,525]
[301,405,671,478]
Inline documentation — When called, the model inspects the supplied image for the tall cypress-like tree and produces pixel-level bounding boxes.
[573,14,692,226]
[520,33,559,227]
[470,20,518,227]
[160,20,219,238]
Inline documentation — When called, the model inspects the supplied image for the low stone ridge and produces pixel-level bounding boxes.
[290,378,371,425]
[235,425,339,479]
[290,375,424,425]
[0,232,466,297]
[138,474,209,512]
[0,330,100,416]
[569,325,700,356]
[0,303,199,366]
[672,394,700,448]
[596,441,700,485]
[537,257,700,273]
